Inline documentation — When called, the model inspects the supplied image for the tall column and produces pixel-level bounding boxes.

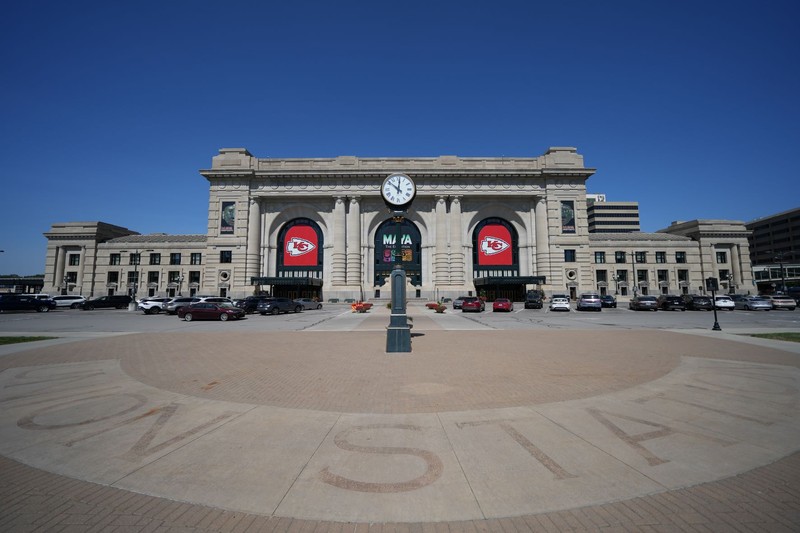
[449,196,465,285]
[332,196,347,285]
[730,244,742,289]
[55,246,67,290]
[76,246,86,293]
[346,197,362,287]
[434,195,449,285]
[535,197,550,284]
[246,197,262,280]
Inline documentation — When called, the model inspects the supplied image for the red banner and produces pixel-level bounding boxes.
[477,224,512,265]
[283,225,319,266]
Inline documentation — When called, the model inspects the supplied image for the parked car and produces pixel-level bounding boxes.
[164,297,200,315]
[197,296,233,305]
[657,295,686,311]
[492,298,513,312]
[137,297,172,314]
[524,293,543,309]
[257,297,303,315]
[732,295,772,311]
[683,294,714,311]
[178,302,245,321]
[460,296,485,312]
[713,295,735,310]
[576,293,602,311]
[52,295,86,309]
[600,295,617,308]
[0,293,57,312]
[294,298,323,310]
[549,297,571,312]
[452,296,468,309]
[232,296,267,313]
[81,295,132,310]
[629,295,658,311]
[762,295,797,311]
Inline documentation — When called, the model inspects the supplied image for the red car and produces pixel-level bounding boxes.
[461,297,485,312]
[492,298,514,312]
[178,302,246,321]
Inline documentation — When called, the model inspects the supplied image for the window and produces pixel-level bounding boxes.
[107,271,119,284]
[594,251,606,264]
[615,251,627,263]
[657,269,669,282]
[719,269,730,281]
[716,251,728,264]
[127,271,139,284]
[168,271,181,283]
[110,253,121,266]
[189,271,201,284]
[678,269,689,283]
[596,269,607,282]
[635,251,647,263]
[68,254,80,266]
[655,252,666,264]
[615,270,628,283]
[149,253,161,265]
[190,253,202,265]
[637,269,648,282]
[220,250,232,263]
[170,253,181,265]
[65,272,77,283]
[148,271,159,283]
[564,249,576,262]
[129,253,140,266]
[675,251,686,264]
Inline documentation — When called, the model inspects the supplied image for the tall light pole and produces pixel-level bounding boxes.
[774,252,787,294]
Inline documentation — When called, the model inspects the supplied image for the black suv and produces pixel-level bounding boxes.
[234,296,269,314]
[0,293,57,312]
[257,297,303,315]
[81,295,132,310]
[524,293,543,309]
[657,295,686,311]
[683,294,713,311]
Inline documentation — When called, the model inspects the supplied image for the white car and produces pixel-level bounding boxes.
[51,295,86,309]
[713,295,735,310]
[137,297,172,314]
[549,297,571,312]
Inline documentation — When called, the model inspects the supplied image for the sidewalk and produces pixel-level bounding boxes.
[1,315,799,531]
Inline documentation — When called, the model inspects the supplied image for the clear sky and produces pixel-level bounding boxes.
[2,0,798,275]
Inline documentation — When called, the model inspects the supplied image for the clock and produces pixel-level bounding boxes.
[381,173,416,208]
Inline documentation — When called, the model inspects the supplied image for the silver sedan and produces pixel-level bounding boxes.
[734,296,772,311]
[294,298,323,310]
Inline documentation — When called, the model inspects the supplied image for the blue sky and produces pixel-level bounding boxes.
[2,0,798,275]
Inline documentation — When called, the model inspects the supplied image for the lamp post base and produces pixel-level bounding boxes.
[386,324,412,353]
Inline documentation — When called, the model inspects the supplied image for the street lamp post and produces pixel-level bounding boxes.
[178,274,184,296]
[611,274,619,295]
[774,252,787,294]
[121,248,153,310]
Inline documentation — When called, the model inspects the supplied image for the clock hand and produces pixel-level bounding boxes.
[393,178,402,193]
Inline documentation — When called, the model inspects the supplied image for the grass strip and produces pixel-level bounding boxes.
[0,336,58,345]
[748,332,800,343]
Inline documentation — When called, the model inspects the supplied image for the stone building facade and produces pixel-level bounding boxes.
[41,147,754,301]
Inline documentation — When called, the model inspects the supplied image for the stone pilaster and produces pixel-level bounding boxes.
[246,197,262,280]
[332,196,347,285]
[535,196,550,284]
[434,195,449,285]
[449,196,465,285]
[346,197,362,287]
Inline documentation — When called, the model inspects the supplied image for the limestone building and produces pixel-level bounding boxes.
[42,147,754,301]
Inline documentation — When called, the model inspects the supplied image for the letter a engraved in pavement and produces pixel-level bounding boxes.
[587,408,736,467]
[320,424,444,493]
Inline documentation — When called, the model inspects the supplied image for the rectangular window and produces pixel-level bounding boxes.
[675,252,686,264]
[678,269,689,283]
[110,253,121,266]
[168,271,181,283]
[107,271,119,284]
[637,269,648,282]
[564,249,576,262]
[635,251,647,263]
[716,251,728,264]
[148,271,159,284]
[594,251,606,264]
[190,253,202,265]
[149,253,161,265]
[615,251,627,263]
[170,253,181,265]
[189,270,201,284]
[68,254,80,266]
[657,269,669,282]
[129,253,140,266]
[65,272,77,283]
[616,270,628,283]
[596,269,608,282]
[655,252,666,264]
[220,250,232,263]
[127,271,139,285]
[719,269,730,281]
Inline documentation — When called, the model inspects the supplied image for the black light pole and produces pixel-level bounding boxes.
[707,277,721,331]
[775,252,787,294]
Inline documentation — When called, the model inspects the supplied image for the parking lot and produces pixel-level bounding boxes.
[0,299,798,336]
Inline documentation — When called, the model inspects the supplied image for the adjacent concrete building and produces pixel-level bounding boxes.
[41,147,755,301]
[746,206,800,293]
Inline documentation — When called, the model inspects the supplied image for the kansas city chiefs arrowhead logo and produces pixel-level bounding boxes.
[481,236,510,256]
[286,237,316,256]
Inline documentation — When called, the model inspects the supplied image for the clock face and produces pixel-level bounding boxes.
[381,173,416,207]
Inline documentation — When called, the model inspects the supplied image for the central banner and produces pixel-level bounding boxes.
[477,224,513,265]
